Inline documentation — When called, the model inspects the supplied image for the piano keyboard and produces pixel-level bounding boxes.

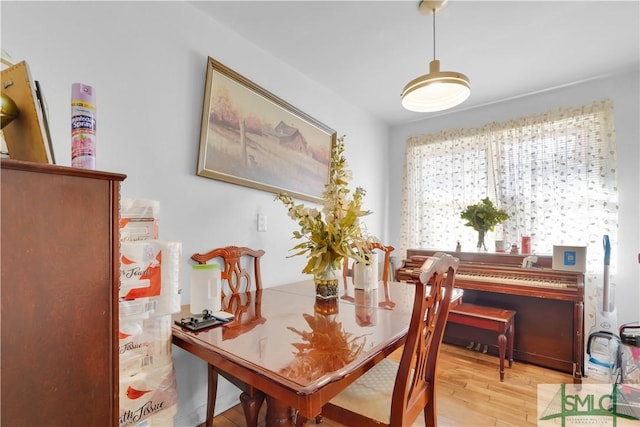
[456,272,569,288]
[397,268,570,289]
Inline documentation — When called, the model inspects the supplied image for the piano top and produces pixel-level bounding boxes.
[406,248,555,268]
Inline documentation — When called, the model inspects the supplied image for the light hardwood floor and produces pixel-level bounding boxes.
[206,342,575,426]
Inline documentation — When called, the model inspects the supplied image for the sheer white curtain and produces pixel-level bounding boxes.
[399,129,492,255]
[399,99,618,323]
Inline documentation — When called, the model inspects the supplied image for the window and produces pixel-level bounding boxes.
[399,99,618,281]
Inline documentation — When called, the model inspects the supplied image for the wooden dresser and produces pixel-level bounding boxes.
[1,159,126,426]
[397,249,585,381]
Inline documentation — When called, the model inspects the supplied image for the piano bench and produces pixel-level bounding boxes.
[448,303,516,381]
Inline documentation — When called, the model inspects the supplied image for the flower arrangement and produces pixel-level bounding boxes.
[275,135,373,277]
[460,197,509,250]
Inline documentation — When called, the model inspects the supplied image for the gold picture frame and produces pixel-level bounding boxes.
[1,61,54,164]
[196,57,336,204]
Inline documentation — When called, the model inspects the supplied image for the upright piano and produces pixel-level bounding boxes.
[396,249,584,381]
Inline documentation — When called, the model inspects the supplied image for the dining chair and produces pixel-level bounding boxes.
[342,241,395,284]
[190,245,266,427]
[320,252,459,427]
[191,245,265,297]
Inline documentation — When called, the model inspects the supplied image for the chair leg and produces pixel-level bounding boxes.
[424,392,437,426]
[292,409,314,427]
[206,364,218,427]
[295,413,311,427]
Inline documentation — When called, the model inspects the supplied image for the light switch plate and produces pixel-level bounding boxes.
[257,213,267,232]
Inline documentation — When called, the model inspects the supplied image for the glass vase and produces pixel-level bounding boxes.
[314,266,339,300]
[314,298,339,316]
[477,230,487,251]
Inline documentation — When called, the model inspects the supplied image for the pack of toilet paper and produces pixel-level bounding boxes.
[119,316,173,377]
[118,198,179,426]
[119,298,155,322]
[128,404,176,427]
[120,198,159,242]
[118,362,177,427]
[120,240,182,315]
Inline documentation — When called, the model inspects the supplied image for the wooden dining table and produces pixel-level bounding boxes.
[172,277,463,427]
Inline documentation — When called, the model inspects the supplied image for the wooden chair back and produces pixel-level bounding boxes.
[391,253,458,425]
[190,246,267,427]
[322,252,459,427]
[342,242,395,285]
[191,245,265,297]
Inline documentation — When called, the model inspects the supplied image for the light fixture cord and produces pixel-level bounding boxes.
[432,8,436,61]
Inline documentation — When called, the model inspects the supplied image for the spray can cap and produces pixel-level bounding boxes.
[72,83,95,103]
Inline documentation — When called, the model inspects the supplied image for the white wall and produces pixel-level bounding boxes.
[388,71,640,326]
[2,2,389,426]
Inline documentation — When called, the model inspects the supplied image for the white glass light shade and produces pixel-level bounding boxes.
[401,60,470,112]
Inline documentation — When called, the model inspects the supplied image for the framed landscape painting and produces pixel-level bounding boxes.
[196,56,336,204]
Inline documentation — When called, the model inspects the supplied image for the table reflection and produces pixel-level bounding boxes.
[222,290,266,340]
[173,280,417,391]
[340,277,397,311]
[279,299,368,383]
[354,289,378,327]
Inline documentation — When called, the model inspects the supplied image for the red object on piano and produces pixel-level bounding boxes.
[521,236,531,254]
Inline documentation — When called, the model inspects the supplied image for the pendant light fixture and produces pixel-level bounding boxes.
[401,0,470,112]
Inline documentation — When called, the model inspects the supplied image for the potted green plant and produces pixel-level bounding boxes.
[460,197,509,251]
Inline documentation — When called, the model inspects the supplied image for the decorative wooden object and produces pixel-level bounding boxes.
[0,159,125,426]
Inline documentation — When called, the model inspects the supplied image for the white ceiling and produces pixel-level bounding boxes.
[191,1,640,126]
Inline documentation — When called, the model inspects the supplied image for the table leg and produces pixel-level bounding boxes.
[240,390,265,427]
[295,412,312,427]
[205,364,218,427]
[265,395,295,426]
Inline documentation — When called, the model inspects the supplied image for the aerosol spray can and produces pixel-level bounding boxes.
[71,83,96,169]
